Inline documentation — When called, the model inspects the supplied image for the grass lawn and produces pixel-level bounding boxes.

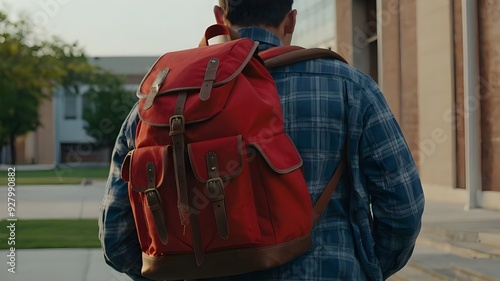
[0,219,100,249]
[1,167,109,185]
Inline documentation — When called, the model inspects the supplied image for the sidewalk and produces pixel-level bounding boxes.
[1,184,499,280]
[390,200,500,281]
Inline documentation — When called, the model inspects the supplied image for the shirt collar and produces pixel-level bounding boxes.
[237,27,283,51]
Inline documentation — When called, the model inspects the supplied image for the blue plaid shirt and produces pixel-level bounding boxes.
[99,27,424,281]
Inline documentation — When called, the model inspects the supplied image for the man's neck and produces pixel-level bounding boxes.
[230,24,283,41]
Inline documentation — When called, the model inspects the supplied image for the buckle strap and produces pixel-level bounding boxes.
[169,115,185,136]
[144,68,170,110]
[145,162,168,245]
[206,152,229,239]
[199,58,219,101]
[169,92,205,266]
[170,93,189,216]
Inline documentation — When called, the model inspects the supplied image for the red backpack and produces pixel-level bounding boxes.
[121,24,346,280]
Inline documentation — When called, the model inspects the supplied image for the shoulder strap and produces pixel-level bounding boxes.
[261,45,348,225]
[260,46,348,69]
[199,24,241,47]
[312,151,347,225]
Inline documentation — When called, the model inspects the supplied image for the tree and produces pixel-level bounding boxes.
[82,69,136,157]
[0,12,64,164]
[1,10,132,164]
[0,11,98,164]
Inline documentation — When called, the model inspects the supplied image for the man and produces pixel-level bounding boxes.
[99,1,425,280]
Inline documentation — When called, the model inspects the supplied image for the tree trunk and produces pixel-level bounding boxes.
[9,134,16,165]
[0,142,3,164]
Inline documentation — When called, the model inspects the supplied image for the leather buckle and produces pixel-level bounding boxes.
[145,188,162,211]
[169,115,185,136]
[206,178,224,201]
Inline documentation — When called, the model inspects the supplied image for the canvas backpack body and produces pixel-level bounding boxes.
[121,24,347,280]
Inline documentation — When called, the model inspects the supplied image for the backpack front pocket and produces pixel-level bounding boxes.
[122,145,194,255]
[188,135,262,251]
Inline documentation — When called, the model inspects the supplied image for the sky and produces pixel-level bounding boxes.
[1,0,220,56]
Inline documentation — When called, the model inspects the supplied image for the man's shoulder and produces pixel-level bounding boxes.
[271,55,377,92]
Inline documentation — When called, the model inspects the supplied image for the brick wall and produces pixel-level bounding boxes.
[479,0,500,192]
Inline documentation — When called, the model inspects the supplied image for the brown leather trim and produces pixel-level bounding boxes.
[144,68,170,110]
[170,93,188,213]
[249,137,303,174]
[187,135,244,183]
[129,146,169,193]
[136,55,164,99]
[145,163,168,245]
[141,235,311,280]
[312,150,347,225]
[139,114,213,128]
[263,47,348,69]
[199,58,219,101]
[169,92,205,266]
[199,24,241,47]
[136,42,260,99]
[205,152,229,239]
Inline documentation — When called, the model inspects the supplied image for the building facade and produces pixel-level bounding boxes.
[5,56,157,166]
[332,0,500,210]
[293,0,337,49]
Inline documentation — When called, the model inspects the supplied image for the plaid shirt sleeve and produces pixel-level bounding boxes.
[98,103,153,281]
[357,78,425,278]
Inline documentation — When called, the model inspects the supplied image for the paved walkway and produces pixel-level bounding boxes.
[1,184,499,280]
[0,184,104,219]
[0,184,127,281]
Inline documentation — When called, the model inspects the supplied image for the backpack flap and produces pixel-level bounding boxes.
[188,135,243,183]
[137,38,260,127]
[121,146,170,192]
[249,133,303,174]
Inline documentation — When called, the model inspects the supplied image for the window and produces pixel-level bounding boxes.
[64,92,77,120]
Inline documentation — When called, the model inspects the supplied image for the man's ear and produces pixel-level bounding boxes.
[284,9,297,35]
[214,6,225,24]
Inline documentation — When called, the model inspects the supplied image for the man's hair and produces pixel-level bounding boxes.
[219,0,294,28]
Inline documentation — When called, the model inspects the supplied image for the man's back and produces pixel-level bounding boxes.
[99,2,424,280]
[203,27,424,281]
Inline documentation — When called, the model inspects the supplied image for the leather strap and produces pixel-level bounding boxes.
[145,162,168,245]
[199,58,219,101]
[260,46,348,69]
[169,92,205,266]
[144,68,170,110]
[312,151,347,226]
[199,24,241,47]
[260,45,348,225]
[188,190,205,267]
[205,152,229,239]
[170,93,189,218]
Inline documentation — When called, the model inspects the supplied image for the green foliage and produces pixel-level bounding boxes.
[0,11,64,149]
[0,11,98,164]
[82,70,136,150]
[0,10,131,163]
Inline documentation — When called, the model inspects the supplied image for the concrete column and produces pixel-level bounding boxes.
[416,0,455,186]
[378,0,402,122]
[462,0,481,208]
[453,0,466,189]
